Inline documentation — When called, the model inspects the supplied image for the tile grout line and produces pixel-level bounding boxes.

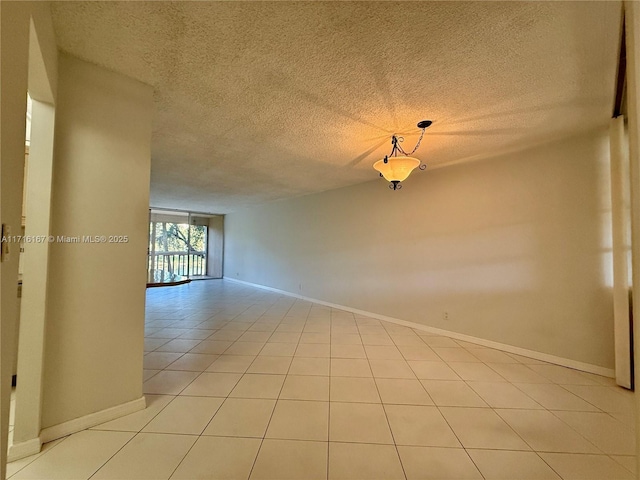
[245,301,307,480]
[154,301,255,480]
[325,310,335,480]
[431,402,487,479]
[98,293,237,480]
[85,430,139,480]
[383,320,494,480]
[360,322,409,480]
[6,435,70,479]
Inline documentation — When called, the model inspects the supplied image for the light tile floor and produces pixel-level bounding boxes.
[7,280,637,479]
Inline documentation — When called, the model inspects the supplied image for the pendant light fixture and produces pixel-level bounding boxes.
[373,120,432,190]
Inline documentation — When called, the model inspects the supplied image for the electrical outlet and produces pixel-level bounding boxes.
[443,311,449,320]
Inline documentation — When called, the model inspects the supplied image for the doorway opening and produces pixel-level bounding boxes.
[9,93,32,447]
[9,16,57,463]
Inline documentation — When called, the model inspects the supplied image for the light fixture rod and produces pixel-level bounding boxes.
[395,120,432,156]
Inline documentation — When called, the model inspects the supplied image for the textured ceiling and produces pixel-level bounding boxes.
[50,1,622,213]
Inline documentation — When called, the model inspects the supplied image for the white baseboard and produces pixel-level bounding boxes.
[7,437,42,463]
[39,396,146,444]
[224,277,615,378]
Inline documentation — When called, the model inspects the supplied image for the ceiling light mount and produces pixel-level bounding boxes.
[373,120,432,190]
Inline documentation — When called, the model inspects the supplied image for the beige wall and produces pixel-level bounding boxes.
[207,216,224,278]
[41,54,153,429]
[225,130,614,369]
[0,2,58,476]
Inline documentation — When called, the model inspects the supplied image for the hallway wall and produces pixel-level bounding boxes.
[225,130,614,370]
[41,54,153,429]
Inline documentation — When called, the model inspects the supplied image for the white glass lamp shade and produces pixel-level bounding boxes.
[373,156,421,182]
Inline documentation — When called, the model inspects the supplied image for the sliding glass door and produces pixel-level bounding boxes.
[148,212,208,277]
